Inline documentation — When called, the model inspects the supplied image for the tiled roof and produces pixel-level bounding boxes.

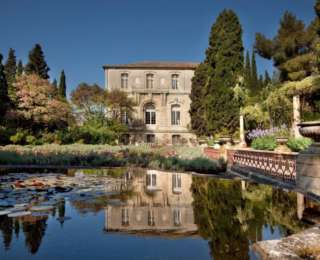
[103,61,199,70]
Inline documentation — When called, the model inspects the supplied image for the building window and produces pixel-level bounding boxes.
[171,105,180,125]
[148,209,155,226]
[146,73,154,89]
[172,74,179,90]
[146,170,157,190]
[121,208,129,226]
[172,173,182,193]
[173,208,181,226]
[146,134,155,143]
[121,73,128,88]
[120,134,130,145]
[145,104,156,125]
[121,111,129,125]
[172,135,181,145]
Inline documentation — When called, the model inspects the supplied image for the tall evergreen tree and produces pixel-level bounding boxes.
[205,9,244,135]
[264,70,271,86]
[4,48,17,102]
[58,70,66,98]
[17,60,24,76]
[52,79,57,88]
[243,51,251,91]
[190,63,209,136]
[0,54,10,119]
[250,51,259,94]
[25,44,50,79]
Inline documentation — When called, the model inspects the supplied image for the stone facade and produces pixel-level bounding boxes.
[103,61,198,145]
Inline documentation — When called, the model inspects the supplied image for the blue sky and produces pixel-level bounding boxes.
[0,0,316,94]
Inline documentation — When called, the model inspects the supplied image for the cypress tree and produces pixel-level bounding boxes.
[250,51,259,94]
[52,79,57,88]
[0,54,9,119]
[190,63,209,136]
[58,70,66,98]
[25,44,50,79]
[205,9,244,135]
[258,75,264,90]
[243,51,251,91]
[4,48,17,102]
[264,70,271,86]
[16,60,23,76]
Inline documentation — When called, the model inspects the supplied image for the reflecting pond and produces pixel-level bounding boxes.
[0,168,319,260]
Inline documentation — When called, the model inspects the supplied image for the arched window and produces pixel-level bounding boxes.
[171,105,180,125]
[146,73,154,89]
[145,104,156,125]
[171,74,179,89]
[121,73,128,88]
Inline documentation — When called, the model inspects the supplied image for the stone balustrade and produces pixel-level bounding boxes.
[227,148,298,183]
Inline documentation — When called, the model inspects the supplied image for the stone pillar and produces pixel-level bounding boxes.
[293,95,301,138]
[296,193,305,220]
[240,114,246,146]
[241,180,246,191]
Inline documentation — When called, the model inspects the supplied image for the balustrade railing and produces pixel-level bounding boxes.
[227,149,298,183]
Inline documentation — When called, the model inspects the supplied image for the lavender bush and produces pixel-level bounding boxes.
[247,125,289,140]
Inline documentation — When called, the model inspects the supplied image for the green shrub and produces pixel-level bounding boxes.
[9,129,29,145]
[0,126,14,145]
[287,137,312,152]
[0,144,225,174]
[251,136,277,151]
[26,135,37,145]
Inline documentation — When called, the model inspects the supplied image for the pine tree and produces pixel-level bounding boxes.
[58,70,66,98]
[4,48,17,102]
[17,60,23,76]
[25,44,50,79]
[255,11,311,81]
[205,9,244,135]
[250,51,259,94]
[0,54,10,119]
[190,63,209,136]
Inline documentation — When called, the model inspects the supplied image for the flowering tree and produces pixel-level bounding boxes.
[15,74,73,130]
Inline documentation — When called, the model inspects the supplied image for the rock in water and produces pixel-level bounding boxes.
[8,211,31,218]
[0,210,11,216]
[30,205,54,212]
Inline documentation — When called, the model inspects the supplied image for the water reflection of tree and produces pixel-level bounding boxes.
[191,177,249,260]
[191,177,308,260]
[22,217,48,254]
[0,215,49,254]
[0,216,13,250]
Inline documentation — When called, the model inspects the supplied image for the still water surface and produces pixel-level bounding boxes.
[0,168,319,260]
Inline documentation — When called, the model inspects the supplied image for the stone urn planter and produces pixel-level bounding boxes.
[219,136,232,144]
[276,137,289,146]
[296,121,320,197]
[298,121,320,143]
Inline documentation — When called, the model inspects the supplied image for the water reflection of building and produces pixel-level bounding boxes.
[105,170,197,237]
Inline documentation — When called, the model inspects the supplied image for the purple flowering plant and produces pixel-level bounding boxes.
[247,124,289,140]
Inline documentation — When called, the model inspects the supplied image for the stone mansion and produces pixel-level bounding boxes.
[103,61,198,145]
